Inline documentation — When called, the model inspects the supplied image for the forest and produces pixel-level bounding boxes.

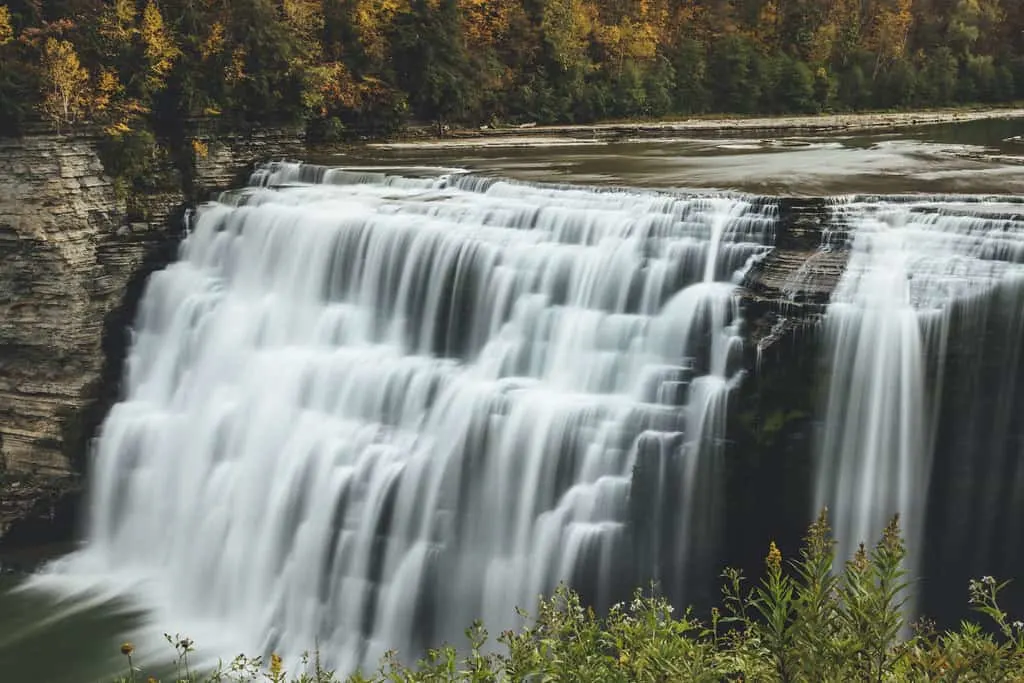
[1,0,1023,140]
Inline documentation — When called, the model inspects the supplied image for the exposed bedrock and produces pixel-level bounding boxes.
[0,129,305,552]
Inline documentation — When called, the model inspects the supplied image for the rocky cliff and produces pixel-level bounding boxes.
[0,134,181,545]
[0,128,305,548]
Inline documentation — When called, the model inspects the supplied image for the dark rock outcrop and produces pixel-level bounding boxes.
[739,197,849,354]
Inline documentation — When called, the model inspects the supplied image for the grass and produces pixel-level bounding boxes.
[110,510,1024,682]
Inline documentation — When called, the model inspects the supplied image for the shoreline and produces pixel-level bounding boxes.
[372,106,1024,149]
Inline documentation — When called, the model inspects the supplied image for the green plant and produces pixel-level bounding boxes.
[107,512,1024,683]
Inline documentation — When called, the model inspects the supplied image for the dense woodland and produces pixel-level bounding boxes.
[1,0,1024,140]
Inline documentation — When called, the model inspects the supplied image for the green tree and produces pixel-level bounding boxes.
[776,56,817,113]
[707,34,763,114]
[390,0,475,134]
[666,36,708,114]
[225,0,306,125]
[919,46,959,105]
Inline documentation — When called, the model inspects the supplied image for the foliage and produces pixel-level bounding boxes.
[39,37,89,131]
[3,0,1024,141]
[108,512,1024,683]
[0,5,12,45]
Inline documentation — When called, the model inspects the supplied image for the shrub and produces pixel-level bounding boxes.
[111,511,1024,682]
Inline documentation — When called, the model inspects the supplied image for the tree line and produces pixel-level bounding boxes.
[1,0,1023,140]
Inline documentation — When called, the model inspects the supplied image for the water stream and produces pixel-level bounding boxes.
[32,167,777,672]
[7,121,1024,678]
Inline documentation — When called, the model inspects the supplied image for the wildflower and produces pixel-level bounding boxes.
[121,642,135,656]
[270,653,283,675]
[851,542,869,572]
[766,541,782,572]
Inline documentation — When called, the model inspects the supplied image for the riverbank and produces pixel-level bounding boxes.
[372,106,1024,149]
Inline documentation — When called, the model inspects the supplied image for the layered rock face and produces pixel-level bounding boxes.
[0,134,183,545]
[193,128,306,197]
[739,197,848,353]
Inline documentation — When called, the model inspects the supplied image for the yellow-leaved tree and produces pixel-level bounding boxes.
[140,1,180,95]
[541,0,593,73]
[0,4,13,45]
[91,69,122,119]
[282,0,324,60]
[868,0,913,78]
[40,38,90,131]
[353,0,405,68]
[301,61,361,116]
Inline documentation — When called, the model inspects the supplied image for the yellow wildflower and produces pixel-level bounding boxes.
[766,541,782,572]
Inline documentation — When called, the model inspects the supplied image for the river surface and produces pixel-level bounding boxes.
[2,116,1023,682]
[333,117,1024,195]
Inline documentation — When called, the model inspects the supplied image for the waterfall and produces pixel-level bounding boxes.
[816,197,1024,601]
[51,164,777,671]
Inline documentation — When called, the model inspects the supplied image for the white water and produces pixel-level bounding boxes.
[43,164,776,671]
[817,198,1024,588]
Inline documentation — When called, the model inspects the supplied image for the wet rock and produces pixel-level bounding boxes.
[739,196,849,354]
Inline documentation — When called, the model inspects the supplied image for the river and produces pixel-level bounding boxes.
[3,116,1023,682]
[335,117,1024,195]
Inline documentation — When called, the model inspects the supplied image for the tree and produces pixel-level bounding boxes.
[140,1,179,95]
[224,0,306,125]
[867,0,913,79]
[390,0,475,133]
[40,37,89,130]
[541,0,592,74]
[0,5,13,45]
[827,0,862,67]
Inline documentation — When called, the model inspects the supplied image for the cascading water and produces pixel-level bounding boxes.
[47,163,777,671]
[816,197,1024,605]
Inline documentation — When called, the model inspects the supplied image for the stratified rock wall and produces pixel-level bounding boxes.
[739,197,849,355]
[193,128,307,198]
[0,134,182,543]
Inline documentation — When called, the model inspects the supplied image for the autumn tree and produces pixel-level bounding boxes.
[5,0,1024,141]
[0,5,13,45]
[40,37,89,130]
[828,0,862,68]
[140,1,179,95]
[541,0,592,73]
[866,0,913,78]
[350,0,404,72]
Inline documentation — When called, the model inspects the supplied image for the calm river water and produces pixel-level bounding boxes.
[336,117,1024,195]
